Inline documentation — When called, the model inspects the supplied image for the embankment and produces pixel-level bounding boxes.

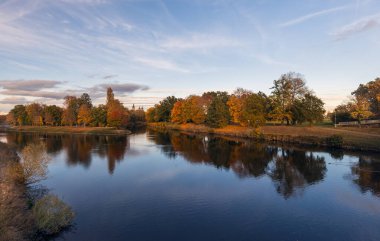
[148,123,380,152]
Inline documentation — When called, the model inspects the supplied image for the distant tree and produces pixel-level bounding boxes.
[77,105,93,127]
[26,103,44,126]
[331,104,354,123]
[44,105,63,126]
[128,106,146,128]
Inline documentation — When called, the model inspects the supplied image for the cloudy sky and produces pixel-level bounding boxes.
[1,0,380,113]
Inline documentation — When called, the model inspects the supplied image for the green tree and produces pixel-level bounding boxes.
[206,93,230,128]
[301,93,325,125]
[44,105,63,126]
[8,105,28,126]
[91,105,107,127]
[239,93,266,127]
[155,96,178,122]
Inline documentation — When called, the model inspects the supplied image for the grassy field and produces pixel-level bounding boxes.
[7,126,131,135]
[148,122,380,152]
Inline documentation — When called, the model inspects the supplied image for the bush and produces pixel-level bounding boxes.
[325,135,343,148]
[32,194,75,235]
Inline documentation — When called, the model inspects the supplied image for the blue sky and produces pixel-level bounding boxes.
[0,0,380,113]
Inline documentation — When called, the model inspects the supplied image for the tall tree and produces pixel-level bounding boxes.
[350,96,373,124]
[62,96,79,126]
[300,93,325,125]
[270,72,309,125]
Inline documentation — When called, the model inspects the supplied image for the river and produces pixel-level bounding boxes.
[1,129,380,241]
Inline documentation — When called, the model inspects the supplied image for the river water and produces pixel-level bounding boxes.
[1,130,380,241]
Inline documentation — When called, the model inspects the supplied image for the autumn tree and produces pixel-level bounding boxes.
[352,77,380,118]
[107,100,128,128]
[62,96,79,126]
[270,72,309,125]
[170,101,185,124]
[350,96,373,124]
[77,104,93,127]
[26,103,44,126]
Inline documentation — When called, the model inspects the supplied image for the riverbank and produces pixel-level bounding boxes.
[6,126,131,135]
[148,122,380,152]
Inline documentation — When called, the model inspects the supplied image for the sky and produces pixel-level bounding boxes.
[1,0,380,114]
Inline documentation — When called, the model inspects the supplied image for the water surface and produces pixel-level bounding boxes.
[2,130,380,241]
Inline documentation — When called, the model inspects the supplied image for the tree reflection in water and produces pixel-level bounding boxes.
[148,130,327,199]
[5,132,130,175]
[350,155,380,197]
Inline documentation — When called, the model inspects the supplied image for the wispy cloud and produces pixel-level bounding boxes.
[331,13,380,40]
[280,5,350,27]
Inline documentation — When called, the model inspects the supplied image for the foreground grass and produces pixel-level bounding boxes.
[148,122,380,152]
[8,126,131,135]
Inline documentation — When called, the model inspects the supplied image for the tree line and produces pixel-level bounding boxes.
[6,87,146,128]
[330,77,380,123]
[146,72,326,128]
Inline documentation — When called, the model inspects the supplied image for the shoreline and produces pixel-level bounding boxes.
[148,122,380,152]
[4,126,132,136]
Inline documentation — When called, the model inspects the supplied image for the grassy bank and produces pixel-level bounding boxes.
[148,122,380,152]
[7,126,131,135]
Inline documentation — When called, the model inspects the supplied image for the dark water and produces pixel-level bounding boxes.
[2,130,380,241]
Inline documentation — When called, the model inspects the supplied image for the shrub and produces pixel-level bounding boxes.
[32,194,75,235]
[325,135,343,148]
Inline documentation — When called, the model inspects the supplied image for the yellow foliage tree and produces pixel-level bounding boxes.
[77,105,92,127]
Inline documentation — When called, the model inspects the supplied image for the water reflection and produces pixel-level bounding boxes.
[5,132,130,175]
[350,155,380,197]
[147,130,328,198]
